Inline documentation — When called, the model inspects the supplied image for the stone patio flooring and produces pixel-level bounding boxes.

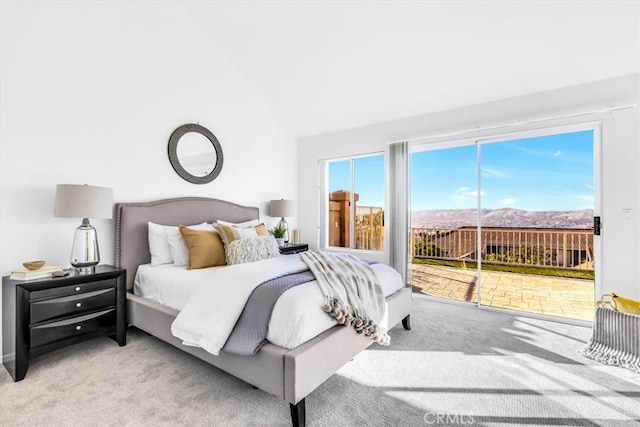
[411,263,595,321]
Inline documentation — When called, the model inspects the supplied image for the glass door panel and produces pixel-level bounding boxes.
[478,131,595,320]
[410,144,479,304]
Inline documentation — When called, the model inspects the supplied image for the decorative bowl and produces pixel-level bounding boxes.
[23,260,46,270]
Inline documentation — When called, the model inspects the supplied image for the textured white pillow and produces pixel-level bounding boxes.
[166,223,213,267]
[216,219,260,228]
[225,236,280,265]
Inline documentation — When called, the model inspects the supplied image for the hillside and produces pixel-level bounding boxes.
[411,208,594,229]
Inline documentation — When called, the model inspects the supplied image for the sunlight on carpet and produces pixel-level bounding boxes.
[1,297,639,426]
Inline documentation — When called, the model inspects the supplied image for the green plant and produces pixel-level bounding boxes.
[271,225,287,238]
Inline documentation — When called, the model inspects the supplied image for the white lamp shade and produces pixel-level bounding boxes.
[54,184,113,219]
[269,199,295,218]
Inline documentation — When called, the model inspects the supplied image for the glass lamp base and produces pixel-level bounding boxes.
[73,266,96,274]
[70,218,100,272]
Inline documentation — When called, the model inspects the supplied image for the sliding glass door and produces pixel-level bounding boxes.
[410,126,599,321]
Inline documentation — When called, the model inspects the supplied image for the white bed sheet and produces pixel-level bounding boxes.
[133,257,404,349]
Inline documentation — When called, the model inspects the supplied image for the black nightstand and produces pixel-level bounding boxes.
[2,265,126,381]
[279,243,309,255]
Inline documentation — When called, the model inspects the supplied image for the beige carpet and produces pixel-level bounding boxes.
[1,297,639,426]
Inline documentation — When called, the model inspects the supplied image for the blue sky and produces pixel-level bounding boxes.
[329,155,385,207]
[412,130,594,211]
[329,130,594,211]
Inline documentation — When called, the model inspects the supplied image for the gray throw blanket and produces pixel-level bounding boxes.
[223,271,315,355]
[581,306,640,373]
[300,250,389,345]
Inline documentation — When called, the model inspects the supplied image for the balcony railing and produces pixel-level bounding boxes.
[355,206,384,250]
[412,227,594,270]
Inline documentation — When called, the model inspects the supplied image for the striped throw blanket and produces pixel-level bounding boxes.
[300,250,390,345]
[581,306,640,373]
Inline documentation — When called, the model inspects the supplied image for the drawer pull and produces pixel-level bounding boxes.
[76,325,82,331]
[75,286,81,292]
[76,302,82,308]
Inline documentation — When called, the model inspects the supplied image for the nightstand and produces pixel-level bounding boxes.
[279,243,309,255]
[2,265,126,382]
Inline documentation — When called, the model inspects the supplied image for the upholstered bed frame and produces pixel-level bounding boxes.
[114,197,412,427]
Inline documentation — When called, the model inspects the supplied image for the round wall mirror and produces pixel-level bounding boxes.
[168,123,223,184]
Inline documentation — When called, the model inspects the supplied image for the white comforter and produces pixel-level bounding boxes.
[171,255,309,355]
[134,254,404,355]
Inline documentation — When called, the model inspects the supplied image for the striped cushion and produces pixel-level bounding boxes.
[582,306,640,373]
[214,223,268,247]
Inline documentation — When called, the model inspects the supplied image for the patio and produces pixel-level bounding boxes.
[411,263,595,321]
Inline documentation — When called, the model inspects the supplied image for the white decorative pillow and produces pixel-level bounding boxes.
[216,219,260,228]
[225,236,280,265]
[148,222,173,266]
[149,222,213,266]
[166,223,213,267]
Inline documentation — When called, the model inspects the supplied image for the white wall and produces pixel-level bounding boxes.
[299,74,640,300]
[0,3,297,357]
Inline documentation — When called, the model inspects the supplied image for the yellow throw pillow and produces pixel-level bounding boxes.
[611,294,640,316]
[179,226,226,269]
[597,293,640,316]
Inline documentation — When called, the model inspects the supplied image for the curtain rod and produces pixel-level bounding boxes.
[389,104,636,145]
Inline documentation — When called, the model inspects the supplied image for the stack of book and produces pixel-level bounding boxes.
[10,265,63,281]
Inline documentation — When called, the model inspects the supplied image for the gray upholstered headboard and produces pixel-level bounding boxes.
[114,197,259,290]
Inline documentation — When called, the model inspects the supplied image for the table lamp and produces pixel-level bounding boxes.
[269,199,295,244]
[54,184,113,272]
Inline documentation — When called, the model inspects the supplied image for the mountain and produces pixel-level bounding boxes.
[411,208,594,229]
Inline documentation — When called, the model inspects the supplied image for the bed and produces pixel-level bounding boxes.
[114,197,412,426]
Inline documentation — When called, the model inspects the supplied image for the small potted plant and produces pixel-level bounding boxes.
[271,224,287,247]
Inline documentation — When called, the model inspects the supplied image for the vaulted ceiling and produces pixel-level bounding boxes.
[182,1,639,138]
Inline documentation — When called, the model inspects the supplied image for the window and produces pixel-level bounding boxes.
[324,153,385,251]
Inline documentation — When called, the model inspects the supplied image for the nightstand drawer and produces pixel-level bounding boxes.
[30,278,116,301]
[30,288,115,324]
[30,308,116,349]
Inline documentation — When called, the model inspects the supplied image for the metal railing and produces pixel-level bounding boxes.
[412,227,594,270]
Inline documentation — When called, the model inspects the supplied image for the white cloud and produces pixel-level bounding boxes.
[501,198,515,205]
[455,188,484,197]
[481,167,507,178]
